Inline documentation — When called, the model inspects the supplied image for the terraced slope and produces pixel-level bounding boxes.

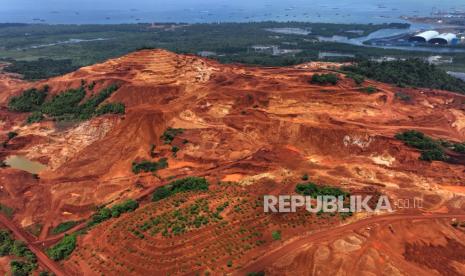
[0,49,464,275]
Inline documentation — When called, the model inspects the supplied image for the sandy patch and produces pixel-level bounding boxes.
[371,153,395,167]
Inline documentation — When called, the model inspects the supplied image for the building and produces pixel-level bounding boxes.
[429,33,459,45]
[409,30,440,43]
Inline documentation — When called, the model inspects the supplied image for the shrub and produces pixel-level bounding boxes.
[88,199,139,226]
[152,177,209,202]
[88,81,96,90]
[396,130,448,162]
[296,182,348,198]
[346,73,365,85]
[26,112,44,124]
[132,158,168,174]
[161,128,184,144]
[272,230,281,241]
[358,86,377,94]
[8,87,48,112]
[301,173,309,181]
[51,221,78,235]
[247,272,265,276]
[77,84,119,119]
[47,233,77,261]
[41,87,86,118]
[395,92,411,102]
[7,132,18,140]
[109,199,139,218]
[452,143,465,153]
[0,204,14,218]
[9,84,123,122]
[311,73,339,85]
[95,103,125,116]
[420,149,447,162]
[10,260,36,276]
[89,208,112,226]
[0,230,37,274]
[395,130,439,151]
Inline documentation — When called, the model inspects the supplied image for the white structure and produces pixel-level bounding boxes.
[410,30,440,43]
[429,33,458,45]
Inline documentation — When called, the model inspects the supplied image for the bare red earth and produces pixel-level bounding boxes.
[0,49,464,275]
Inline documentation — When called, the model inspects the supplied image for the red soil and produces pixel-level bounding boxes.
[0,49,464,275]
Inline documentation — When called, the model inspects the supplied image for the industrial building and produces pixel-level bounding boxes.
[409,30,459,45]
[429,33,459,45]
[409,31,439,43]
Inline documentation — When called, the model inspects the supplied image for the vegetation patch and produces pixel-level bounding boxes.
[395,130,447,162]
[7,132,18,140]
[152,177,209,202]
[395,92,412,102]
[75,84,120,120]
[132,158,168,174]
[0,229,37,274]
[271,230,282,241]
[358,86,378,94]
[95,102,125,116]
[346,73,365,85]
[88,199,139,227]
[0,203,14,218]
[9,84,124,123]
[41,87,86,119]
[5,58,79,80]
[8,86,48,112]
[51,221,79,235]
[310,73,339,85]
[343,59,465,94]
[161,127,184,144]
[47,233,77,261]
[295,182,349,198]
[26,112,44,124]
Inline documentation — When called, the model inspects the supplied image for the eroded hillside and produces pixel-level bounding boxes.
[0,49,465,275]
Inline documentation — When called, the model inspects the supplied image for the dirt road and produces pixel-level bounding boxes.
[0,214,67,276]
[237,212,465,275]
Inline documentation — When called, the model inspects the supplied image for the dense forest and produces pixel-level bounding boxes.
[4,58,78,80]
[343,59,465,94]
